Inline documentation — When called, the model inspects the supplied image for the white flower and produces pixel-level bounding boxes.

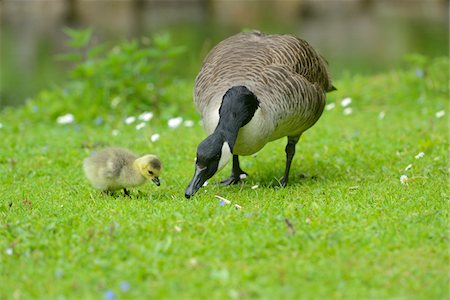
[56,113,74,124]
[340,97,352,107]
[168,117,183,128]
[183,120,194,127]
[378,111,385,120]
[435,110,445,119]
[415,152,425,159]
[124,116,136,124]
[135,122,146,130]
[174,225,182,232]
[325,103,335,111]
[150,133,160,142]
[400,174,408,185]
[343,107,353,115]
[111,96,121,108]
[239,174,247,179]
[251,185,259,190]
[138,112,153,122]
[5,248,13,255]
[305,217,312,224]
[405,164,412,171]
[112,129,119,136]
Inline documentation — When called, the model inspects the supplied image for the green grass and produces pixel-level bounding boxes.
[0,58,448,299]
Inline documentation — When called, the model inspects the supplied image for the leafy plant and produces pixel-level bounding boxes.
[32,28,189,121]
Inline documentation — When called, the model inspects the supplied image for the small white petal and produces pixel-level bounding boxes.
[183,120,194,127]
[415,152,425,159]
[400,174,408,185]
[215,195,231,204]
[150,133,160,142]
[340,97,352,107]
[234,204,242,210]
[239,174,247,179]
[168,117,183,128]
[174,225,182,232]
[0,123,3,129]
[343,107,353,115]
[405,164,412,171]
[378,111,385,120]
[111,96,121,108]
[112,129,119,136]
[124,116,136,124]
[325,103,335,111]
[5,248,13,255]
[305,217,312,224]
[138,112,153,122]
[135,122,146,130]
[202,181,208,187]
[56,113,74,124]
[435,110,445,119]
[251,185,259,190]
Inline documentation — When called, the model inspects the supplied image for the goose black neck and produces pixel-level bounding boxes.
[214,86,259,151]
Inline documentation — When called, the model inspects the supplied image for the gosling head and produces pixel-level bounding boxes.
[185,134,232,199]
[135,155,162,186]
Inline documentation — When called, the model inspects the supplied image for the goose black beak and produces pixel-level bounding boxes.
[185,165,207,199]
[152,177,160,186]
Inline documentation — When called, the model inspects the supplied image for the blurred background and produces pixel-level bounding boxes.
[1,0,448,108]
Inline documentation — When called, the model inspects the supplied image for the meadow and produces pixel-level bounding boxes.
[0,34,448,299]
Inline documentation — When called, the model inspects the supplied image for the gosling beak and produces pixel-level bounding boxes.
[185,165,207,199]
[152,177,160,186]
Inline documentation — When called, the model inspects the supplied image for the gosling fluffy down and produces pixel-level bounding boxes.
[83,147,161,195]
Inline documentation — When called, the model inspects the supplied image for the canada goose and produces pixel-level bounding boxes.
[185,31,334,198]
[83,147,161,196]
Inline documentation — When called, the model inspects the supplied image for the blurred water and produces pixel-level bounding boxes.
[1,0,448,107]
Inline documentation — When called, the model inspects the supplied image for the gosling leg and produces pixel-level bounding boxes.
[220,155,247,185]
[280,136,300,187]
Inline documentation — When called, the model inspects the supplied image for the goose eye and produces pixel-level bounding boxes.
[148,170,154,175]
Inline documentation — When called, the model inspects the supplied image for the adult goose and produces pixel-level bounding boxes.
[185,31,334,198]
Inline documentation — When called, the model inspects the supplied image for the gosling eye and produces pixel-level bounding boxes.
[148,170,154,175]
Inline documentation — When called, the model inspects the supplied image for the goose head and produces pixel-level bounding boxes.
[185,86,258,199]
[135,155,162,186]
[185,134,232,198]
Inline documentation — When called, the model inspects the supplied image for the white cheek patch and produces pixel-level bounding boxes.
[218,142,232,172]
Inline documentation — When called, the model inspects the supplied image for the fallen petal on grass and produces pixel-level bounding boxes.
[56,113,74,124]
[435,110,445,118]
[340,97,352,107]
[138,112,153,122]
[183,120,194,127]
[135,122,146,130]
[5,248,13,255]
[400,174,409,185]
[343,107,353,115]
[215,195,231,205]
[174,225,182,232]
[251,185,259,189]
[168,117,183,128]
[325,103,335,111]
[150,133,160,142]
[415,152,425,159]
[378,111,385,120]
[124,116,136,124]
[112,129,119,136]
[234,204,242,210]
[405,164,412,171]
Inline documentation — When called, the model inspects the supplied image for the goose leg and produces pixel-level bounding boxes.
[280,136,300,187]
[220,155,248,185]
